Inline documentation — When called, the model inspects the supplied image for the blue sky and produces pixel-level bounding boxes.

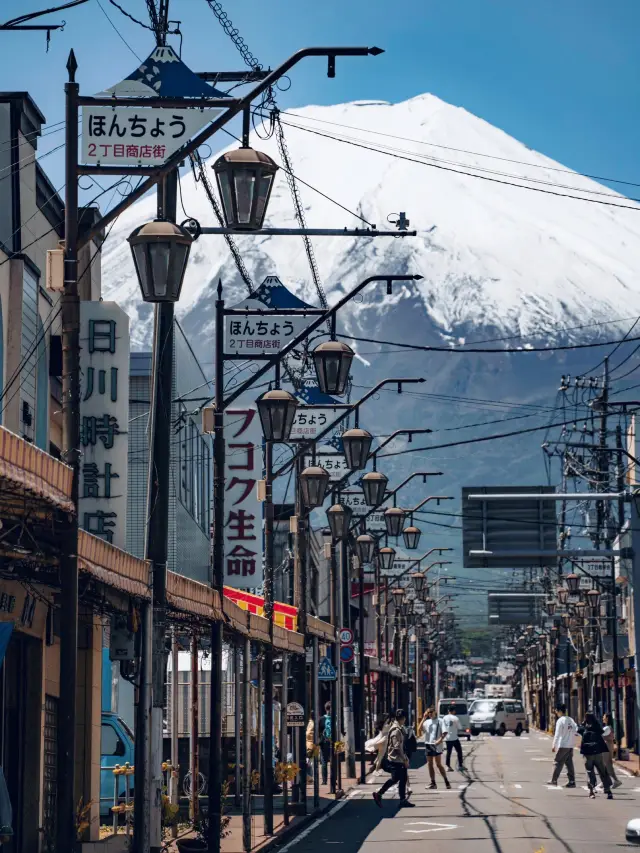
[1,0,639,196]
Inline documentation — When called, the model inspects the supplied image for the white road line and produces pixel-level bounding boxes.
[277,790,358,853]
[404,822,458,834]
[618,767,634,778]
[514,784,522,789]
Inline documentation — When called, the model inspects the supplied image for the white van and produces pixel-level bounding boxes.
[469,699,528,736]
[437,698,472,741]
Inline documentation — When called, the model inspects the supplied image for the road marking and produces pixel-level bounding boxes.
[525,749,542,753]
[619,767,634,777]
[531,758,553,762]
[514,784,522,789]
[277,789,358,852]
[404,821,458,834]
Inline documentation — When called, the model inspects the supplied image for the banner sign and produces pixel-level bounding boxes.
[303,447,350,481]
[81,106,221,166]
[223,407,263,589]
[79,302,129,549]
[341,492,389,531]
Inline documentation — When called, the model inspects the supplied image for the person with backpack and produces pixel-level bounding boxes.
[372,709,415,809]
[579,711,613,799]
[319,701,332,785]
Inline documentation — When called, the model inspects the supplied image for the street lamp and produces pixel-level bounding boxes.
[384,506,405,537]
[565,573,580,595]
[557,586,569,606]
[545,599,556,616]
[326,503,353,541]
[587,588,602,612]
[550,626,559,642]
[402,525,421,550]
[391,587,405,607]
[312,340,354,396]
[256,389,298,441]
[411,572,425,594]
[378,546,396,573]
[128,220,193,303]
[341,428,373,470]
[362,471,388,506]
[299,466,330,509]
[561,612,571,629]
[355,533,375,564]
[213,147,278,231]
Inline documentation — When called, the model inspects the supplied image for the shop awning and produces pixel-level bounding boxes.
[0,425,74,512]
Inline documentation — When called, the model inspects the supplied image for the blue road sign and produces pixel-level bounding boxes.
[318,656,337,681]
[340,645,355,664]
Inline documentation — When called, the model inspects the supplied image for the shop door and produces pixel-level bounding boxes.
[0,632,43,853]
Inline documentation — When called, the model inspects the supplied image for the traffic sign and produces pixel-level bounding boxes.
[318,656,337,681]
[339,628,354,645]
[340,645,354,664]
[286,701,305,727]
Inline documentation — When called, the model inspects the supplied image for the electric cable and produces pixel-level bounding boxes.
[96,0,142,60]
[340,331,640,355]
[275,109,640,192]
[275,119,640,212]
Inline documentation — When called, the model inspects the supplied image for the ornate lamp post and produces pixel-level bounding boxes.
[326,504,353,541]
[257,389,299,441]
[128,220,193,302]
[341,428,373,470]
[213,146,278,231]
[299,466,330,509]
[312,340,354,396]
[362,471,388,506]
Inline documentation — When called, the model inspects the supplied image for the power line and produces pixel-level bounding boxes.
[276,119,640,212]
[276,109,640,193]
[96,0,142,60]
[340,331,640,355]
[378,417,604,458]
[108,0,155,29]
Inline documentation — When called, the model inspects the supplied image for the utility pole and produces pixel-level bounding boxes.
[263,439,275,834]
[58,48,80,853]
[599,359,622,743]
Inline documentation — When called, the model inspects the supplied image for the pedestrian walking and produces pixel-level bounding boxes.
[442,704,465,771]
[319,701,332,785]
[421,708,451,790]
[579,711,613,799]
[600,712,621,790]
[306,710,315,777]
[372,709,415,808]
[547,703,577,788]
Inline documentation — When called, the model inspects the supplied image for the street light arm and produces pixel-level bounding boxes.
[78,46,385,248]
[345,471,443,532]
[370,429,433,467]
[270,377,426,480]
[404,495,455,513]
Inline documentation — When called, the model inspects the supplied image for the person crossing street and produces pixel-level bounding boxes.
[548,704,577,788]
[372,709,415,808]
[442,704,465,772]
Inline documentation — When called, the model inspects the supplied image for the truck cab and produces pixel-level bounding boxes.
[100,712,135,819]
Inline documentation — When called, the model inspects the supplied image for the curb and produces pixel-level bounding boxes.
[256,796,344,853]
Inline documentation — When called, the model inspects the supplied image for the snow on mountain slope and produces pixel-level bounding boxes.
[102,91,640,353]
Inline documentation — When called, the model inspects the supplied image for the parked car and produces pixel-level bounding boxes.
[437,698,472,740]
[470,699,528,736]
[100,711,135,819]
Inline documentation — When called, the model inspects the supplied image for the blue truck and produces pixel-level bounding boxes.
[101,648,135,818]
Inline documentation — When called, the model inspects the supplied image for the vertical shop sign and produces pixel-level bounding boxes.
[223,407,263,589]
[79,303,129,549]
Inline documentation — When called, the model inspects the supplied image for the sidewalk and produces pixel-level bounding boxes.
[167,765,371,853]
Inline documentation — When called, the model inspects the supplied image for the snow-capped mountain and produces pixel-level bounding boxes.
[102,93,640,615]
[103,91,640,354]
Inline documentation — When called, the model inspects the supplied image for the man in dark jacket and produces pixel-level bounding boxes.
[579,712,612,799]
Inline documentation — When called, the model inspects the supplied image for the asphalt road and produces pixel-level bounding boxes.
[280,732,640,853]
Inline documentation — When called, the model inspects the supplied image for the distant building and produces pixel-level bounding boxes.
[127,321,213,581]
